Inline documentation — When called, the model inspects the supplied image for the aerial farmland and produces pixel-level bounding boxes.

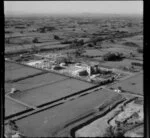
[4,1,143,138]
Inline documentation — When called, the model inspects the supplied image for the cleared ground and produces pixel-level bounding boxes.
[10,78,94,106]
[109,73,143,95]
[15,89,120,137]
[5,97,29,117]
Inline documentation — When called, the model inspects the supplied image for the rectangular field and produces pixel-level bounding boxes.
[101,59,143,69]
[5,97,29,117]
[5,83,13,94]
[5,41,61,53]
[5,61,44,82]
[42,44,69,49]
[5,61,25,71]
[109,73,143,95]
[15,89,120,137]
[5,73,68,93]
[83,49,106,57]
[10,78,94,106]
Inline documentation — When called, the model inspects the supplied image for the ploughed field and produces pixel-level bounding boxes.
[14,89,120,137]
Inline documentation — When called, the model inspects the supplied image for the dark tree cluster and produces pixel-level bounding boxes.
[91,66,112,75]
[30,44,39,53]
[123,42,139,47]
[79,70,89,76]
[54,35,60,40]
[5,31,13,34]
[15,26,26,29]
[87,43,94,47]
[74,48,85,57]
[37,26,56,33]
[103,52,125,61]
[55,56,73,65]
[90,37,104,45]
[5,38,10,44]
[137,48,143,53]
[71,39,84,47]
[131,62,143,67]
[61,40,72,44]
[53,66,65,70]
[32,37,39,43]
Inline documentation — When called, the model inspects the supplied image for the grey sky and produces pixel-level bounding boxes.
[4,1,143,15]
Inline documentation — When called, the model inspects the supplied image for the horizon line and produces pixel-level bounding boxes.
[5,12,143,17]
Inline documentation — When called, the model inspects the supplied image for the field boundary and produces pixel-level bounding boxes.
[6,71,48,83]
[5,84,101,121]
[5,95,37,110]
[20,77,69,92]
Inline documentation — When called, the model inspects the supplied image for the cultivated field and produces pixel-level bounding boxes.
[109,73,143,95]
[14,89,120,137]
[10,78,94,106]
[4,13,143,137]
[5,72,68,93]
[101,59,143,69]
[5,97,29,117]
[5,61,26,70]
[5,61,44,82]
[75,97,143,137]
